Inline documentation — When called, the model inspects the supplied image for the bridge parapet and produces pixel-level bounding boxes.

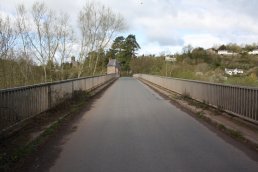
[0,74,116,133]
[134,74,258,124]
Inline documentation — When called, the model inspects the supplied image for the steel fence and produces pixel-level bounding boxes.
[134,74,258,124]
[0,74,116,132]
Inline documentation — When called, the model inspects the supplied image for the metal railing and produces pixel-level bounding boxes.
[134,74,258,124]
[0,74,116,132]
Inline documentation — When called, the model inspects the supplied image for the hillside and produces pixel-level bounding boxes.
[130,47,258,87]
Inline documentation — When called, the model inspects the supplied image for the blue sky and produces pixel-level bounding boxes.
[1,0,258,55]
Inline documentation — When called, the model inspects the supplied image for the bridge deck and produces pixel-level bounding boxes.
[24,77,258,172]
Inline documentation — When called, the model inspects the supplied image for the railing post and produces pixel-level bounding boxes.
[72,80,74,97]
[48,84,51,109]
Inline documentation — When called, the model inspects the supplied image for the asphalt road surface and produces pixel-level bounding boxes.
[27,77,258,172]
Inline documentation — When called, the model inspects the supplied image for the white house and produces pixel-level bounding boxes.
[225,68,243,76]
[165,56,176,62]
[248,49,258,55]
[218,50,237,56]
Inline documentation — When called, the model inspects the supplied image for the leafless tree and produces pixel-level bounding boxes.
[16,4,33,84]
[78,2,126,77]
[57,13,75,80]
[1,1,127,88]
[17,2,61,82]
[31,2,61,82]
[0,15,16,87]
[16,3,75,82]
[0,15,16,60]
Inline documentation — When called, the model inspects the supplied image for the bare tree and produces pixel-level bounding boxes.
[17,2,61,82]
[0,1,127,88]
[16,4,33,84]
[78,2,126,77]
[0,15,16,60]
[0,15,16,87]
[57,13,75,80]
[29,2,48,81]
[16,3,75,82]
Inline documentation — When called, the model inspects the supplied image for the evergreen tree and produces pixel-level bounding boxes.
[108,34,140,72]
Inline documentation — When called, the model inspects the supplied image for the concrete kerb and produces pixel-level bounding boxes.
[136,77,258,150]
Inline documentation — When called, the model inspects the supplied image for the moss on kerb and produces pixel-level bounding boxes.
[193,104,245,142]
[181,92,191,100]
[218,124,226,130]
[196,111,204,118]
[212,119,245,141]
[227,129,245,140]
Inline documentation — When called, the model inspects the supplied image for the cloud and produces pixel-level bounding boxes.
[1,0,258,55]
[183,34,224,48]
[138,42,182,55]
[112,0,258,53]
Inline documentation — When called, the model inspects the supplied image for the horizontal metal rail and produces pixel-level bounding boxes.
[0,74,116,132]
[134,74,258,124]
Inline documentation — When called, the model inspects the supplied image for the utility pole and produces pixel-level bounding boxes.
[166,61,168,77]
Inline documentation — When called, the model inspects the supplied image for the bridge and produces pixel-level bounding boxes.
[0,75,258,171]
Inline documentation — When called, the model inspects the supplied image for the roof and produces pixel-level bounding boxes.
[107,59,120,67]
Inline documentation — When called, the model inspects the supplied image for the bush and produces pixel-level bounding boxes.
[224,74,258,87]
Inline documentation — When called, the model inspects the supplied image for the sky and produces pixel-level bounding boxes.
[1,0,258,55]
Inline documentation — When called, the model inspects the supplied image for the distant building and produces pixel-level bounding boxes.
[71,56,79,67]
[248,49,258,55]
[206,48,217,54]
[225,68,243,76]
[218,50,237,56]
[165,56,176,62]
[107,59,120,75]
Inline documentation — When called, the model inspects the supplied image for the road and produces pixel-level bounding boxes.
[26,77,258,172]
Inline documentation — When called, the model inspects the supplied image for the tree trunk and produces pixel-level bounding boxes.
[92,53,100,76]
[43,65,47,82]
